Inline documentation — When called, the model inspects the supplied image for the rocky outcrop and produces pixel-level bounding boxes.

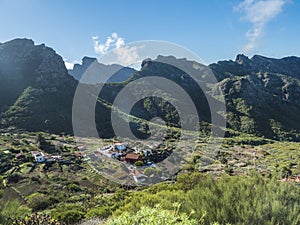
[68,57,136,83]
[0,38,77,133]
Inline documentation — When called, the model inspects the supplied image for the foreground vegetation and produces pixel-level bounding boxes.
[0,130,299,224]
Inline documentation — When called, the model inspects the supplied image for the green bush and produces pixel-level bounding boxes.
[106,204,201,225]
[27,193,53,212]
[112,173,300,225]
[0,200,31,224]
[55,209,85,224]
[51,204,85,224]
[134,161,144,167]
[86,206,111,219]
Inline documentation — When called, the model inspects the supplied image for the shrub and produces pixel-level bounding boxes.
[144,167,156,176]
[55,209,85,224]
[86,206,111,219]
[27,194,53,212]
[51,204,85,224]
[134,161,144,167]
[0,200,31,224]
[105,204,200,225]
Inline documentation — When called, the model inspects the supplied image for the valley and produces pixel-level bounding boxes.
[0,39,300,224]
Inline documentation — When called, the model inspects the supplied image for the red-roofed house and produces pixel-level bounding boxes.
[125,153,142,164]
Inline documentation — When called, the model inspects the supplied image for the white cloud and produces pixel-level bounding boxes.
[64,61,75,70]
[92,32,140,65]
[64,59,80,70]
[113,45,140,65]
[235,0,288,53]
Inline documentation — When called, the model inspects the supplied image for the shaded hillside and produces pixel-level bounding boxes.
[210,54,300,140]
[0,39,77,133]
[1,38,300,141]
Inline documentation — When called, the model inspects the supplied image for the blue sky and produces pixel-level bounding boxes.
[0,0,299,67]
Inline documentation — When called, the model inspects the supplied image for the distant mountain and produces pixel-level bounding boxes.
[2,38,300,141]
[0,38,77,133]
[210,54,300,140]
[68,57,136,83]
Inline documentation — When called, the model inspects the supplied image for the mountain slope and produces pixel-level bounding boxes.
[68,57,136,83]
[210,54,300,140]
[0,38,77,133]
[1,38,300,141]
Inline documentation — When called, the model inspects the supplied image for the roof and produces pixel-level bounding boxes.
[125,153,142,160]
[114,142,126,146]
[31,151,42,156]
[16,153,26,158]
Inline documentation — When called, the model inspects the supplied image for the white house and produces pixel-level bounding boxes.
[114,143,127,151]
[31,151,46,163]
[133,173,147,183]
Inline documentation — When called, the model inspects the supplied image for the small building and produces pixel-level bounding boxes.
[51,155,62,160]
[114,143,127,151]
[31,151,46,163]
[141,149,153,156]
[111,152,122,159]
[125,153,142,164]
[134,173,147,183]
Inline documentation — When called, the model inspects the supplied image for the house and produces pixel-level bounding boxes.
[111,152,122,160]
[141,149,153,157]
[134,173,147,183]
[125,153,142,164]
[132,169,147,183]
[31,151,46,163]
[114,143,127,151]
[51,155,62,160]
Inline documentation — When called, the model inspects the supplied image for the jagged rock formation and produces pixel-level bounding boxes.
[68,57,136,83]
[0,38,77,133]
[210,54,300,139]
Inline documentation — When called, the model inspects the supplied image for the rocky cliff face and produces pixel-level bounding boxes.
[0,39,77,133]
[210,55,300,139]
[0,38,72,86]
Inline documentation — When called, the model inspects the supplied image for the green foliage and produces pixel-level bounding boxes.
[183,174,300,225]
[86,206,112,219]
[134,161,144,167]
[27,193,54,212]
[0,200,31,224]
[55,209,85,224]
[112,173,300,225]
[51,204,85,224]
[67,183,82,192]
[144,167,156,176]
[105,204,200,225]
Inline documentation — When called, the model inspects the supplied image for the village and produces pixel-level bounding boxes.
[89,142,174,183]
[9,136,174,184]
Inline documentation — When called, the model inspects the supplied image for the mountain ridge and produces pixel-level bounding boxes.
[1,38,300,141]
[69,56,136,83]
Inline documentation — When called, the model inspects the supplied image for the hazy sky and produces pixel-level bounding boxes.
[0,0,299,67]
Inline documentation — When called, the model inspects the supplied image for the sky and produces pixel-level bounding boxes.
[0,0,299,68]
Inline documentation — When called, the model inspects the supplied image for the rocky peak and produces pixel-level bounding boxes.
[211,54,300,80]
[0,38,75,91]
[82,56,97,66]
[69,56,136,83]
[235,54,251,66]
